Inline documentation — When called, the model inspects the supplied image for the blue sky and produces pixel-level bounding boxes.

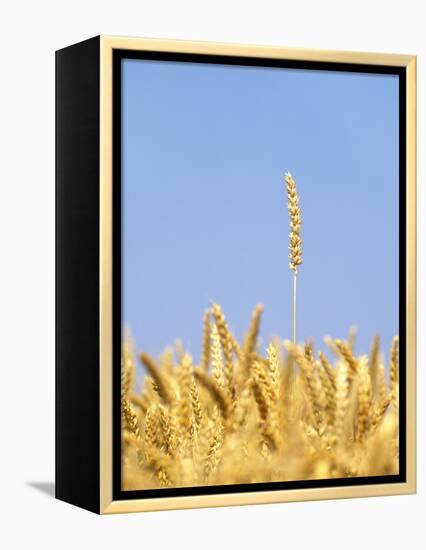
[122,58,399,364]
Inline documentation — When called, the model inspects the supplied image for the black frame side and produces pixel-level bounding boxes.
[112,50,407,502]
[55,36,101,514]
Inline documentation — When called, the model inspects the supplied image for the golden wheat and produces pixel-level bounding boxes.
[285,172,303,273]
[122,305,399,490]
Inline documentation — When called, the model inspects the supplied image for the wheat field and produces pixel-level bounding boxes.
[121,304,399,490]
[122,173,399,490]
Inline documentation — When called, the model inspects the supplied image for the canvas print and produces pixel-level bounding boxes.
[120,59,399,491]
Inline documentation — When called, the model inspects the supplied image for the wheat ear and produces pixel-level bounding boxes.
[201,309,212,371]
[211,324,225,388]
[285,172,302,344]
[193,369,232,420]
[241,303,264,377]
[369,335,380,397]
[144,405,161,450]
[140,352,174,405]
[211,303,234,395]
[334,339,358,376]
[390,335,399,385]
[357,356,372,441]
[122,397,140,438]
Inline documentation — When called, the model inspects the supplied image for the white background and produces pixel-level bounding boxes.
[0,1,423,548]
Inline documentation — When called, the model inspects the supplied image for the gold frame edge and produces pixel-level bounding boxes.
[100,36,114,513]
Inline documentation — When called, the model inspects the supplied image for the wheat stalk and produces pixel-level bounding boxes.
[285,172,302,344]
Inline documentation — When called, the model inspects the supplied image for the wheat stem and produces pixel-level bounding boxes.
[293,270,297,344]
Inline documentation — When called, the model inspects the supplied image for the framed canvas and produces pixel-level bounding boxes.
[55,35,416,514]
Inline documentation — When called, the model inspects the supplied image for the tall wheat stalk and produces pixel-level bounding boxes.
[285,172,303,344]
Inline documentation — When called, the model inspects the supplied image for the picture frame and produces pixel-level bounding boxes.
[55,35,416,514]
